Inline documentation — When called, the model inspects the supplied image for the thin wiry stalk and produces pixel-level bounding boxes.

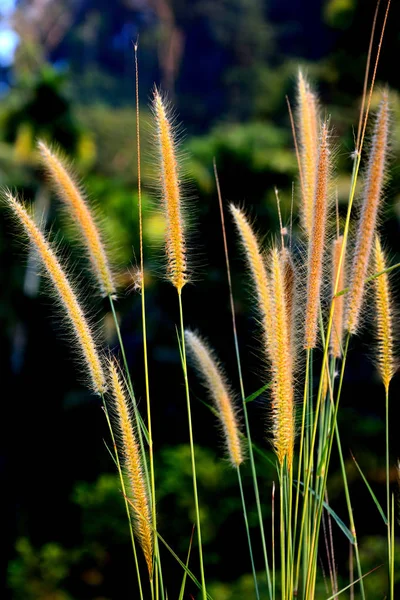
[237,467,260,600]
[134,40,160,599]
[178,292,207,600]
[214,161,272,597]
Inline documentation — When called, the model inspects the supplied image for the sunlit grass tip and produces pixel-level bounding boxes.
[346,91,390,334]
[108,358,153,576]
[185,330,244,467]
[297,69,320,238]
[373,236,395,391]
[304,120,331,349]
[152,89,187,293]
[268,247,295,469]
[331,235,345,358]
[37,140,115,298]
[3,189,106,394]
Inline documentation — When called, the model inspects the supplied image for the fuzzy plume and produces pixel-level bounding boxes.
[330,235,345,358]
[373,236,394,391]
[304,121,330,349]
[346,93,390,334]
[4,191,106,393]
[297,70,320,238]
[37,141,115,297]
[280,246,296,363]
[152,90,187,292]
[268,248,295,469]
[108,359,153,575]
[185,330,243,467]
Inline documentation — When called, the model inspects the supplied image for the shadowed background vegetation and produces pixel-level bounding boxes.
[1,0,400,598]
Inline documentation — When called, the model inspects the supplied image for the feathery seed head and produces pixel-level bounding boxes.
[4,190,106,394]
[304,121,331,349]
[279,247,296,362]
[37,141,115,297]
[373,236,394,391]
[152,90,187,292]
[230,205,273,353]
[346,93,390,334]
[330,235,345,358]
[185,330,243,467]
[268,247,295,469]
[108,359,153,575]
[297,70,320,238]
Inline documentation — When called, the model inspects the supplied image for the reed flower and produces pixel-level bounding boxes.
[4,191,106,393]
[280,246,296,362]
[331,235,345,358]
[185,330,243,467]
[230,205,272,350]
[373,236,394,391]
[297,71,319,238]
[37,141,115,297]
[346,93,389,334]
[304,121,330,349]
[108,359,153,575]
[152,90,187,293]
[269,248,295,469]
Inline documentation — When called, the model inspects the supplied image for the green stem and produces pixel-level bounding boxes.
[101,394,145,600]
[237,466,260,600]
[178,290,207,600]
[280,464,286,600]
[385,384,391,599]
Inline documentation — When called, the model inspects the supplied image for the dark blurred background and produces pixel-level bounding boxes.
[1,1,400,598]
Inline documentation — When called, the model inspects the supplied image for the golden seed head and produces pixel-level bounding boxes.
[297,70,320,238]
[108,359,153,575]
[37,141,115,297]
[346,93,389,334]
[185,330,243,467]
[152,90,187,292]
[230,205,273,354]
[373,236,394,391]
[280,247,296,363]
[4,191,106,394]
[268,248,295,469]
[304,121,330,349]
[330,236,345,358]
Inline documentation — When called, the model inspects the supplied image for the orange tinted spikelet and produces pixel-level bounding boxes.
[185,330,243,467]
[230,205,272,353]
[373,237,394,391]
[330,236,345,358]
[153,90,187,292]
[280,247,296,361]
[108,360,153,575]
[346,93,389,334]
[37,141,115,297]
[297,71,319,237]
[5,191,106,394]
[269,248,295,469]
[304,122,330,349]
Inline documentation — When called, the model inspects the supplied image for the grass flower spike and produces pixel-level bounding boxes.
[331,235,345,358]
[230,205,273,351]
[297,71,319,237]
[346,92,389,334]
[185,330,243,467]
[4,191,106,393]
[280,246,296,361]
[152,90,187,292]
[38,141,115,297]
[108,359,153,575]
[269,248,295,469]
[373,236,394,391]
[304,121,330,349]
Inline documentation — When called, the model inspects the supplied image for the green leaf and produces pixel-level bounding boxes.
[351,451,388,525]
[245,382,271,403]
[178,525,195,600]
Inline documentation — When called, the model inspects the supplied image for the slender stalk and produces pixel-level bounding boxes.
[385,384,391,598]
[101,394,145,600]
[213,159,272,597]
[237,467,260,600]
[272,481,276,600]
[280,464,286,600]
[134,40,159,599]
[178,291,207,600]
[390,493,394,600]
